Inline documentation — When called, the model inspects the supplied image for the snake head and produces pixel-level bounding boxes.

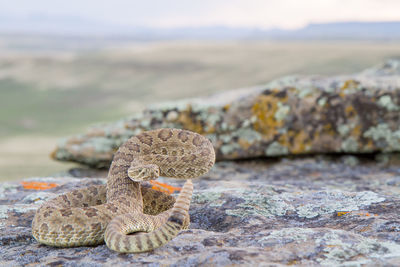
[128,164,160,182]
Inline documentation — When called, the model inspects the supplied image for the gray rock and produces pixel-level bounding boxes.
[51,60,400,168]
[1,156,400,266]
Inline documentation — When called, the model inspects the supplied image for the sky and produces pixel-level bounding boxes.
[0,0,399,29]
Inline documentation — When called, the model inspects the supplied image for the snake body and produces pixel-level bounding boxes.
[32,128,215,252]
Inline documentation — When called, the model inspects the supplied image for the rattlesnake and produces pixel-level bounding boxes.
[32,128,215,253]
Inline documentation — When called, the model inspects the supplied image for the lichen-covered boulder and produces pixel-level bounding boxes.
[52,60,400,168]
[1,156,400,265]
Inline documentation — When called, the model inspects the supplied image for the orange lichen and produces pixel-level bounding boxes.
[355,212,377,217]
[337,211,378,217]
[21,181,59,190]
[149,180,182,195]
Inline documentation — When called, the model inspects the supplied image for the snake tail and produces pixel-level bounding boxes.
[104,179,193,253]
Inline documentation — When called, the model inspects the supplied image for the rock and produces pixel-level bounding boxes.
[52,60,400,168]
[1,156,400,265]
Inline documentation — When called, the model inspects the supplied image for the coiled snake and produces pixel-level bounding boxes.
[32,128,215,252]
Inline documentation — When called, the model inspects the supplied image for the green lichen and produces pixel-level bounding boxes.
[0,182,19,198]
[0,204,37,228]
[220,143,241,155]
[258,228,314,245]
[241,119,252,128]
[205,133,218,144]
[294,191,385,218]
[22,192,54,204]
[220,122,228,131]
[191,103,214,113]
[226,189,385,220]
[219,133,243,155]
[204,114,221,128]
[151,110,165,121]
[298,87,315,98]
[265,141,289,156]
[378,95,399,111]
[192,191,224,207]
[364,123,400,151]
[226,190,295,218]
[317,230,400,266]
[339,80,363,95]
[193,187,246,208]
[318,97,327,106]
[341,137,359,152]
[337,124,350,137]
[236,128,262,143]
[274,102,290,122]
[264,75,298,89]
[139,118,152,128]
[89,137,116,153]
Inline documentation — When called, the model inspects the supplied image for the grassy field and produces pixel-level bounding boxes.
[1,39,400,181]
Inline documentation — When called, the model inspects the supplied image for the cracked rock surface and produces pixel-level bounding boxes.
[1,156,400,266]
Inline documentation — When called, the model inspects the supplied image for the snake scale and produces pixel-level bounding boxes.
[32,128,215,253]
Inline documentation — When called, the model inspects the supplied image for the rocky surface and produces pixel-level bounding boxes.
[52,60,400,168]
[1,156,400,266]
[2,60,400,266]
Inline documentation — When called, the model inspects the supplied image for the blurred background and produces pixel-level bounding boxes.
[1,0,400,181]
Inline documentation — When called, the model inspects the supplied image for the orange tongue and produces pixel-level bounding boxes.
[21,181,59,190]
[149,180,182,195]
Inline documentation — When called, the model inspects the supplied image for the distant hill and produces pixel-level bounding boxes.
[268,22,400,40]
[0,14,399,40]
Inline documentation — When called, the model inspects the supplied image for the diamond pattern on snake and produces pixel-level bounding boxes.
[32,128,216,253]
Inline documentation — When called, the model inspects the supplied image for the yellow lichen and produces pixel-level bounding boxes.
[251,90,288,140]
[345,105,356,117]
[339,80,360,97]
[291,131,311,154]
[351,125,361,137]
[223,104,230,111]
[176,105,218,135]
[177,104,205,134]
[337,211,350,216]
[278,130,311,154]
[238,138,252,150]
[365,139,375,151]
